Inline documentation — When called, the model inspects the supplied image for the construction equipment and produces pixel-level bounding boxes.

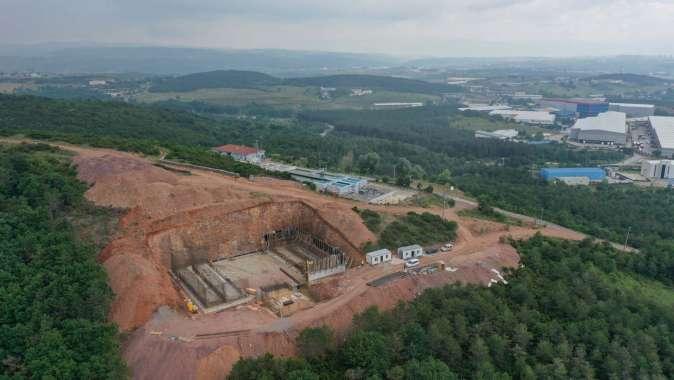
[185,299,199,314]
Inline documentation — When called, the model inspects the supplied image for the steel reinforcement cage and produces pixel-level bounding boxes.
[263,227,346,282]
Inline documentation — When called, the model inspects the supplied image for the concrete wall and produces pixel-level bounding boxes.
[148,201,362,271]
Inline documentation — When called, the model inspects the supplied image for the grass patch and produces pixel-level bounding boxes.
[403,192,454,208]
[353,207,383,233]
[609,272,674,308]
[378,212,457,249]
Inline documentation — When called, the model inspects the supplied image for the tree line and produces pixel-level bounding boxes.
[0,143,126,379]
[229,236,674,380]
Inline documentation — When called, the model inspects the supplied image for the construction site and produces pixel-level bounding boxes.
[47,143,590,380]
[170,221,348,315]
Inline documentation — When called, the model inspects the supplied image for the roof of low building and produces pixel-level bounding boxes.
[212,144,261,155]
[571,111,627,134]
[489,110,555,122]
[398,244,422,251]
[366,249,391,257]
[543,98,608,105]
[610,102,655,109]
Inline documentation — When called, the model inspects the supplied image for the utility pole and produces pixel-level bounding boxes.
[442,198,446,219]
[393,164,397,179]
[538,207,544,226]
[623,226,631,251]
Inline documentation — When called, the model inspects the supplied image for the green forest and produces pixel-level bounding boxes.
[229,236,674,380]
[0,91,673,380]
[0,143,125,379]
[148,70,460,95]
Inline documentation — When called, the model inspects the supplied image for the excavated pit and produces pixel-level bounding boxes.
[147,201,360,312]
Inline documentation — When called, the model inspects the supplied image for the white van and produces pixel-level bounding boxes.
[405,258,420,268]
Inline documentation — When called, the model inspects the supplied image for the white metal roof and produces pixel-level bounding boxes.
[493,129,519,138]
[366,249,391,258]
[489,110,555,123]
[572,111,627,134]
[649,116,674,150]
[609,102,655,109]
[398,244,422,251]
[459,104,511,112]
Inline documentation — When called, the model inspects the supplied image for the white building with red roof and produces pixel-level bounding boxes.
[212,144,265,163]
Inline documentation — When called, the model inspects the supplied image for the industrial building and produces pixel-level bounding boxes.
[540,168,606,183]
[366,249,392,265]
[609,103,655,118]
[539,98,609,118]
[648,116,674,158]
[288,168,367,195]
[568,111,627,146]
[641,160,674,180]
[459,104,512,113]
[212,144,266,164]
[475,129,519,140]
[489,110,556,125]
[397,244,423,260]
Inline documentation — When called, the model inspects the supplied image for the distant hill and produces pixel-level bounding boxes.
[150,70,282,92]
[286,74,460,95]
[0,46,400,76]
[148,71,460,95]
[586,73,669,86]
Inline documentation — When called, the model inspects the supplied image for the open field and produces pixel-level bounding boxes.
[135,85,439,110]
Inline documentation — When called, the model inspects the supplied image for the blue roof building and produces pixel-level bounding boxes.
[540,168,606,182]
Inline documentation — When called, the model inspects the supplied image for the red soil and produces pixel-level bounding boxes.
[50,145,587,379]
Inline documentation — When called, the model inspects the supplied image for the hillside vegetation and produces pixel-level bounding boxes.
[230,236,674,379]
[0,143,126,379]
[150,70,282,92]
[148,70,459,95]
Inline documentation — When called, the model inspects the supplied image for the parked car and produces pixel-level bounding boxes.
[405,258,420,268]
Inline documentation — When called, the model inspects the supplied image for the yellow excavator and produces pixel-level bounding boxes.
[185,299,198,314]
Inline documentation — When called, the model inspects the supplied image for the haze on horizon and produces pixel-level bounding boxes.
[2,0,674,58]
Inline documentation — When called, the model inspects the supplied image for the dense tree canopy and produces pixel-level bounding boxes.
[229,236,674,380]
[0,143,125,379]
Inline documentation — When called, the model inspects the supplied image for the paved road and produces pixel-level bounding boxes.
[437,192,639,253]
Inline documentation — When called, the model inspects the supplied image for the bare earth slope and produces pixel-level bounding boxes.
[60,145,585,379]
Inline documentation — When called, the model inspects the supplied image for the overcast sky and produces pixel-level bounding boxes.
[3,0,674,57]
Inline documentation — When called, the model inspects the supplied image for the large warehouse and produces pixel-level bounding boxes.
[539,98,609,118]
[648,116,674,158]
[609,103,655,118]
[568,111,627,146]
